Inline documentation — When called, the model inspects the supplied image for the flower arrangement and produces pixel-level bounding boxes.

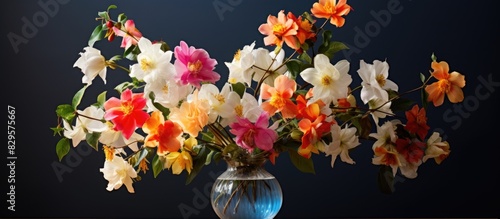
[52,0,465,198]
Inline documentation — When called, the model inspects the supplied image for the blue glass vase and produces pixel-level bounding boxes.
[210,160,283,219]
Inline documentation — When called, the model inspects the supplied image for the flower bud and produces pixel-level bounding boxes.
[290,130,303,141]
[106,20,114,29]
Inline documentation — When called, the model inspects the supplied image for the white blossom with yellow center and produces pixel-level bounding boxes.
[199,83,240,124]
[130,37,173,83]
[300,54,352,105]
[225,42,256,86]
[99,156,137,193]
[357,59,399,104]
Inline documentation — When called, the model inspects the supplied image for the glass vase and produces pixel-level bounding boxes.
[210,160,283,219]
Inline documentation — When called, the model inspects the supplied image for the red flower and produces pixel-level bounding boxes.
[104,89,149,140]
[395,138,425,164]
[405,105,430,140]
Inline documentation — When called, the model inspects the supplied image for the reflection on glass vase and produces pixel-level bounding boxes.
[210,159,283,219]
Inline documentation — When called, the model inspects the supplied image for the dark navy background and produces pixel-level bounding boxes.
[2,0,499,218]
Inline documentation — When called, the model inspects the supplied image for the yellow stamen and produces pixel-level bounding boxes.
[235,104,243,117]
[273,24,286,36]
[188,60,203,74]
[162,85,169,94]
[234,49,241,61]
[140,58,155,73]
[438,79,451,92]
[121,103,134,115]
[270,95,286,109]
[138,159,149,174]
[321,75,333,86]
[214,94,225,103]
[103,145,115,161]
[376,74,386,87]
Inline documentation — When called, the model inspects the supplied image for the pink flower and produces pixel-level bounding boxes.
[174,41,220,88]
[229,112,278,152]
[113,20,143,49]
[104,89,149,140]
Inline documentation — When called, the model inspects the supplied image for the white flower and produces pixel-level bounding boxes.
[370,120,400,150]
[368,98,393,125]
[144,75,192,111]
[99,124,142,152]
[423,132,450,163]
[357,60,398,104]
[252,47,287,85]
[63,106,108,147]
[300,54,352,105]
[324,124,360,168]
[100,156,137,193]
[399,156,421,179]
[199,84,240,124]
[130,37,174,83]
[370,120,401,176]
[220,92,263,127]
[73,47,107,85]
[225,42,255,85]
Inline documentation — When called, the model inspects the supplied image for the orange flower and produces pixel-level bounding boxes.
[287,12,316,45]
[258,10,299,50]
[143,111,183,156]
[404,105,430,140]
[297,97,333,158]
[260,75,298,119]
[425,61,466,107]
[169,90,210,137]
[311,0,352,28]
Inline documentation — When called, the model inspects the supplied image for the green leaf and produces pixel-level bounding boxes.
[97,11,109,21]
[231,82,246,98]
[298,52,312,65]
[88,24,105,47]
[131,148,149,168]
[107,4,117,11]
[287,148,315,174]
[95,91,107,108]
[390,97,415,112]
[56,138,70,161]
[152,154,164,178]
[117,13,127,23]
[72,86,88,110]
[321,41,349,60]
[419,72,426,84]
[322,30,333,44]
[148,92,170,119]
[186,146,210,185]
[56,104,75,122]
[114,81,133,93]
[124,45,140,61]
[377,165,395,194]
[50,126,65,136]
[158,41,171,52]
[285,59,302,79]
[85,132,101,151]
[109,55,122,62]
[421,86,429,110]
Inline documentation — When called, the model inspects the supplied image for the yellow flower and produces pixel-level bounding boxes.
[169,90,210,137]
[165,151,193,175]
